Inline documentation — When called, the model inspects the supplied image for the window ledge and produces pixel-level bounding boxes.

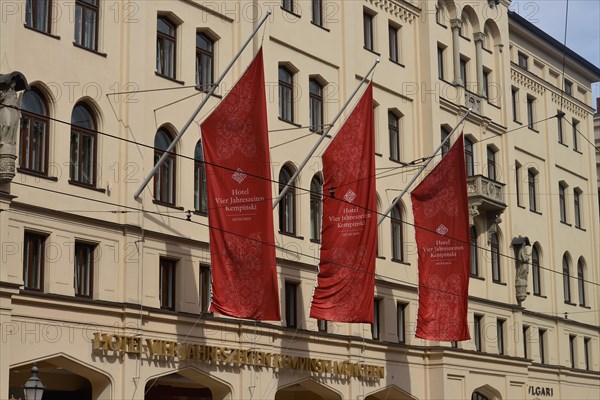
[470,275,485,281]
[375,152,383,157]
[309,239,321,244]
[23,24,60,40]
[68,180,106,193]
[17,168,58,182]
[278,117,302,128]
[155,72,185,85]
[528,127,539,133]
[493,281,507,286]
[389,59,405,68]
[363,47,381,56]
[278,231,304,240]
[391,259,411,266]
[487,100,501,110]
[376,256,386,260]
[513,120,522,125]
[483,47,493,55]
[559,141,569,148]
[517,204,526,209]
[459,34,471,42]
[573,149,582,154]
[437,22,448,29]
[152,200,184,211]
[280,6,301,19]
[533,293,547,298]
[530,209,543,215]
[193,210,208,217]
[311,21,330,32]
[575,226,586,232]
[579,304,591,309]
[73,42,107,57]
[564,301,577,306]
[195,85,223,99]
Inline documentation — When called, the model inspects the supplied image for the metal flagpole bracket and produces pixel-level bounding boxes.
[133,11,272,200]
[377,108,472,226]
[272,58,380,209]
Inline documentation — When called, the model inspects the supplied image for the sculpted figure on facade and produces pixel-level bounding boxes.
[0,72,28,186]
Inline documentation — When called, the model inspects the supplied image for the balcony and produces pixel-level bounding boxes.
[466,175,506,214]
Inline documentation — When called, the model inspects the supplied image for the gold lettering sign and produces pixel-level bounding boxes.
[92,333,384,379]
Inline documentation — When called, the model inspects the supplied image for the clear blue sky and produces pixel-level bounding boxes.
[510,0,600,109]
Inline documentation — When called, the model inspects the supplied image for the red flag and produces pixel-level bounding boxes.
[200,49,280,321]
[411,135,470,341]
[310,84,377,323]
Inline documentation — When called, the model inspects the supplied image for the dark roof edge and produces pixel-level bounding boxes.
[508,11,600,78]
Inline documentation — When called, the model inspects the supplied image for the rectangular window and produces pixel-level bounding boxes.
[569,335,576,368]
[363,12,374,51]
[389,24,399,63]
[474,315,482,352]
[539,329,546,364]
[523,325,530,359]
[70,128,97,187]
[557,114,564,143]
[388,112,400,162]
[309,79,324,132]
[199,265,211,312]
[527,96,535,129]
[487,147,496,181]
[397,302,406,344]
[74,242,95,298]
[25,0,52,34]
[515,161,522,206]
[23,232,45,291]
[564,79,573,95]
[572,119,579,151]
[157,16,177,79]
[511,88,519,121]
[483,70,490,98]
[574,190,582,228]
[460,57,467,86]
[559,184,567,223]
[285,282,298,328]
[318,319,327,333]
[497,319,505,355]
[159,258,176,310]
[278,66,294,123]
[74,0,98,51]
[528,169,537,212]
[372,298,381,340]
[312,0,323,26]
[437,46,445,80]
[282,0,294,13]
[584,337,591,371]
[518,51,528,69]
[451,341,458,348]
[196,33,214,90]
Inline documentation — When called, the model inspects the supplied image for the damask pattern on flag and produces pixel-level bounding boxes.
[200,49,280,321]
[310,83,377,323]
[411,135,470,341]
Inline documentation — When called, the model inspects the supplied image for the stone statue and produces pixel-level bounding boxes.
[512,236,531,305]
[0,79,22,148]
[0,71,29,188]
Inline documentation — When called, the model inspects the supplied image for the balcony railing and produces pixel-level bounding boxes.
[466,174,506,212]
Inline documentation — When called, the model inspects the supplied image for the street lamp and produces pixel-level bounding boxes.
[23,364,44,400]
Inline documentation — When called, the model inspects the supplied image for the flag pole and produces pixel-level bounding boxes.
[273,58,380,209]
[134,10,273,200]
[377,108,472,226]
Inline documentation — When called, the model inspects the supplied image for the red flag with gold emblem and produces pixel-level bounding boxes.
[200,49,280,320]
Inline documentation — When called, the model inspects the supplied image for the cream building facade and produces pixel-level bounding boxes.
[0,0,599,399]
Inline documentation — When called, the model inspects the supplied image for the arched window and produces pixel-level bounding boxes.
[470,227,478,276]
[465,137,474,176]
[309,79,324,132]
[471,392,489,400]
[532,246,541,295]
[196,32,214,90]
[562,254,571,303]
[70,103,97,186]
[391,204,403,261]
[278,166,296,234]
[388,112,400,162]
[157,16,177,79]
[278,66,294,122]
[577,258,586,306]
[20,88,49,175]
[490,233,500,282]
[154,128,176,205]
[441,126,451,157]
[310,175,322,242]
[194,140,207,214]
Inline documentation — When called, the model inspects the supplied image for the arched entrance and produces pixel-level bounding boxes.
[366,385,417,400]
[472,384,502,400]
[144,368,231,400]
[9,355,111,400]
[275,378,342,400]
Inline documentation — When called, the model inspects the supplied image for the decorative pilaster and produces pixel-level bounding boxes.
[450,19,463,86]
[474,32,485,96]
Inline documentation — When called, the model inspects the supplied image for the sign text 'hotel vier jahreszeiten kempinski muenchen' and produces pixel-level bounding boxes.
[92,333,385,379]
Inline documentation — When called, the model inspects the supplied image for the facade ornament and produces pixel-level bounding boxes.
[0,71,29,190]
[512,236,531,305]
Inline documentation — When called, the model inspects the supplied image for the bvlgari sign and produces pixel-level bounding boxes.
[92,333,384,379]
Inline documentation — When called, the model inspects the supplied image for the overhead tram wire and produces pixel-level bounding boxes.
[10,180,600,290]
